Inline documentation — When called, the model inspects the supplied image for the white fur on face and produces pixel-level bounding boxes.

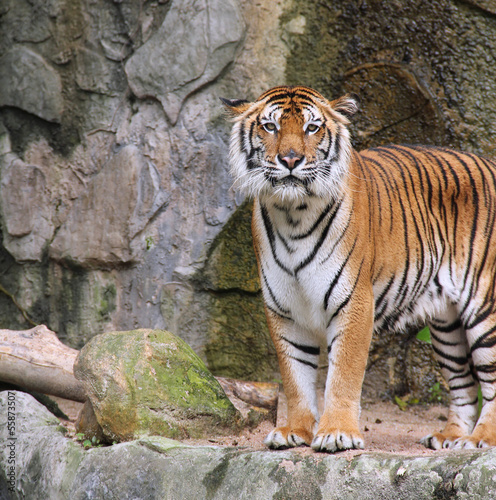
[228,104,352,203]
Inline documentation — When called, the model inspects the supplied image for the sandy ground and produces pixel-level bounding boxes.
[53,393,451,458]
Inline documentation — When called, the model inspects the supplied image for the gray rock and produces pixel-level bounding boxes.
[2,391,496,500]
[73,329,242,442]
[49,144,169,268]
[0,47,63,123]
[0,157,54,262]
[125,0,245,123]
[75,47,115,95]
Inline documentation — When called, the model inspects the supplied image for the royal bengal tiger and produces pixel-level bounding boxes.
[221,85,496,453]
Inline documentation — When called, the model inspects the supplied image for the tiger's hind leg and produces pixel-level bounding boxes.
[263,310,320,449]
[451,310,496,449]
[421,308,479,450]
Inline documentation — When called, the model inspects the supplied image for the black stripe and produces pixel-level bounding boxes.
[266,304,293,322]
[281,336,320,356]
[326,259,365,328]
[429,319,462,333]
[482,393,496,403]
[374,275,395,321]
[429,332,460,347]
[290,201,336,240]
[474,362,496,374]
[289,355,318,370]
[448,370,473,383]
[452,397,479,407]
[324,239,358,310]
[431,343,468,366]
[377,147,423,308]
[261,89,319,107]
[327,334,341,354]
[331,127,341,162]
[436,361,466,374]
[466,307,493,330]
[320,212,352,266]
[294,202,341,275]
[450,381,476,391]
[275,229,295,254]
[260,267,291,316]
[470,325,496,354]
[260,204,293,275]
[447,151,479,317]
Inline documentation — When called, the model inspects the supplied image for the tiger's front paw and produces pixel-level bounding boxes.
[264,426,313,449]
[311,429,364,453]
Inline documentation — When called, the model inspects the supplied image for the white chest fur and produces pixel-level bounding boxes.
[254,195,354,333]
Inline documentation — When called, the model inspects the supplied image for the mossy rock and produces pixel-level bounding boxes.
[204,291,278,381]
[74,329,242,442]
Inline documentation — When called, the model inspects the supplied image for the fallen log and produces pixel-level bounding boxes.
[215,377,278,410]
[0,326,279,418]
[0,325,86,402]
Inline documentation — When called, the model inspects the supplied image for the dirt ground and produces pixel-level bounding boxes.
[54,392,451,459]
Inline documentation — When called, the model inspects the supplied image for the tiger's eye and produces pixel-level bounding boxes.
[306,123,320,133]
[263,122,277,133]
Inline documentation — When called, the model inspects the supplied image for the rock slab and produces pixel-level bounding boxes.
[2,392,496,499]
[0,47,63,123]
[125,0,245,123]
[74,329,242,442]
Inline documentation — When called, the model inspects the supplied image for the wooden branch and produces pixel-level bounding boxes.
[0,326,279,421]
[0,325,86,402]
[215,377,278,410]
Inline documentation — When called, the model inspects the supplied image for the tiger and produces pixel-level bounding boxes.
[221,85,496,453]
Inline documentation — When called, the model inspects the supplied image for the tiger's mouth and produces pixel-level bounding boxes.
[267,172,310,188]
[280,175,309,187]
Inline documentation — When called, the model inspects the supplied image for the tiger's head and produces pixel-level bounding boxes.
[222,86,359,202]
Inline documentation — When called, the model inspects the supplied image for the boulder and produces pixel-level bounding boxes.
[74,329,242,442]
[0,158,54,262]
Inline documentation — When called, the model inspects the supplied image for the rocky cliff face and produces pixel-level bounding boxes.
[0,0,288,363]
[1,0,496,390]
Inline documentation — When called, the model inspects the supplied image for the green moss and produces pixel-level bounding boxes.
[195,202,278,381]
[96,283,116,321]
[204,291,277,381]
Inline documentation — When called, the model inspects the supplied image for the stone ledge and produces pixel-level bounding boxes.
[1,392,495,499]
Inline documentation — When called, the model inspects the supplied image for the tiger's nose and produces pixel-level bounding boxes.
[278,151,304,170]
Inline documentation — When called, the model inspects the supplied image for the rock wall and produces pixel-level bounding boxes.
[0,0,288,365]
[1,0,496,389]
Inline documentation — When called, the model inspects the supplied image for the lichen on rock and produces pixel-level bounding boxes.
[74,329,243,442]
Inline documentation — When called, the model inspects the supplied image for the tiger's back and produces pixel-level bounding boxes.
[359,145,496,335]
[223,86,496,452]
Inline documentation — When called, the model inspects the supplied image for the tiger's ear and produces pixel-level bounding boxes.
[220,97,252,117]
[329,93,360,119]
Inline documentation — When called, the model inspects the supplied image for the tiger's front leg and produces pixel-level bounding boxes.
[264,309,321,449]
[312,289,374,452]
